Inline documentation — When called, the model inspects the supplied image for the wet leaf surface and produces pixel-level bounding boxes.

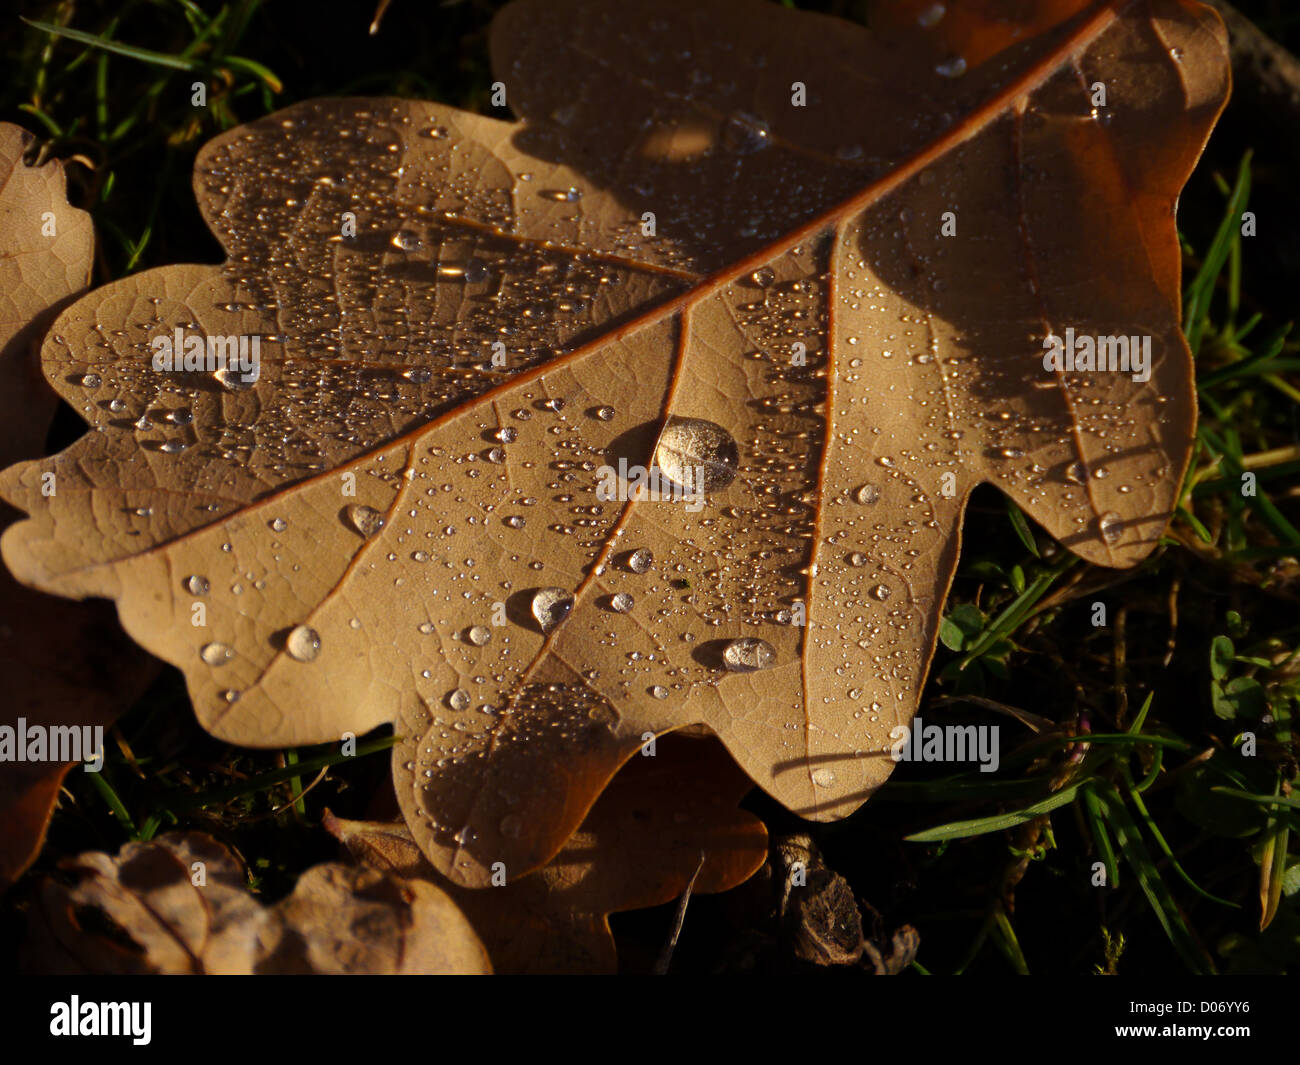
[0,1,1229,885]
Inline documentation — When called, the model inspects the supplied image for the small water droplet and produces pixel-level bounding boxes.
[917,2,946,27]
[268,517,287,533]
[936,55,967,78]
[871,584,892,602]
[184,574,210,596]
[722,111,772,153]
[200,642,233,666]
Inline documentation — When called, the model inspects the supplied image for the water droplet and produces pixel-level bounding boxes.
[722,111,771,153]
[609,592,634,613]
[750,267,776,287]
[184,574,210,596]
[1065,461,1087,485]
[76,373,101,388]
[936,56,967,78]
[159,440,188,455]
[811,767,836,787]
[626,548,653,574]
[391,229,421,251]
[466,625,492,646]
[494,427,518,443]
[214,366,256,391]
[268,517,287,532]
[654,417,740,494]
[722,636,776,673]
[594,406,615,421]
[344,504,385,538]
[917,2,946,27]
[650,685,669,700]
[541,187,583,202]
[285,624,321,662]
[871,584,892,602]
[448,688,471,711]
[531,587,574,633]
[847,552,868,567]
[1098,512,1122,544]
[854,484,880,505]
[200,642,233,666]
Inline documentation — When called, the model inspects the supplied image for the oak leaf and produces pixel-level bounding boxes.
[0,123,157,888]
[0,1,1229,886]
[326,733,768,973]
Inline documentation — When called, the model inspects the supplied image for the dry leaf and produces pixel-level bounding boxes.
[0,1,1229,887]
[326,733,767,973]
[0,123,157,888]
[21,830,491,974]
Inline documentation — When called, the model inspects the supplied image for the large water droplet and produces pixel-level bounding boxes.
[184,574,210,596]
[1098,511,1122,544]
[609,592,635,613]
[448,688,470,711]
[465,625,492,646]
[344,504,386,538]
[531,588,575,633]
[722,637,776,673]
[625,548,653,574]
[854,484,880,505]
[654,417,740,494]
[285,624,321,662]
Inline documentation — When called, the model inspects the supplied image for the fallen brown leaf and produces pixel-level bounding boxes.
[0,1,1229,887]
[326,733,767,973]
[21,830,491,974]
[0,123,157,888]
